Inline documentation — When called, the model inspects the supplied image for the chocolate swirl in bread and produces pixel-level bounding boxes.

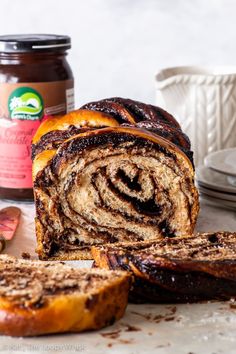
[33,98,199,260]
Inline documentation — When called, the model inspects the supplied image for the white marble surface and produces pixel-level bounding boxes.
[0,198,236,353]
[0,0,236,106]
[1,301,236,354]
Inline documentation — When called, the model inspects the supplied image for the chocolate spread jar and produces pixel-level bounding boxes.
[0,34,74,201]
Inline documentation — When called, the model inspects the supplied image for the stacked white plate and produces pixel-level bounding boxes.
[196,148,236,210]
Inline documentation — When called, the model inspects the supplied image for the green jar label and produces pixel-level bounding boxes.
[8,87,44,120]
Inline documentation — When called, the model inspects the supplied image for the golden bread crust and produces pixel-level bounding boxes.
[0,278,130,336]
[33,109,119,144]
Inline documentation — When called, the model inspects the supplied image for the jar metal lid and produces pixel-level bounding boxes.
[0,34,71,53]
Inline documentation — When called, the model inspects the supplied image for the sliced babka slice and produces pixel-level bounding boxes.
[92,232,236,303]
[0,255,130,336]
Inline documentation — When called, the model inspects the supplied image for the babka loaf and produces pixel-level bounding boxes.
[33,98,199,260]
[0,255,130,336]
[92,232,236,303]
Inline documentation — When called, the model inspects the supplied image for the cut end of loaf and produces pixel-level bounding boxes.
[33,98,199,261]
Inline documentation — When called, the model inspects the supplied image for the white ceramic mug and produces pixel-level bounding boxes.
[155,66,236,166]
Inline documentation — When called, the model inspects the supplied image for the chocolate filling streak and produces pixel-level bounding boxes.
[134,121,190,148]
[32,126,99,159]
[51,130,178,171]
[92,232,236,302]
[91,168,170,227]
[105,175,165,218]
[34,128,197,259]
[122,121,193,165]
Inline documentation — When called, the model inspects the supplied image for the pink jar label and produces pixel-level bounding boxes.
[0,119,40,188]
[0,81,74,189]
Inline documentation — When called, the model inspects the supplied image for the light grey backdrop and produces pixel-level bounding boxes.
[0,0,235,106]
